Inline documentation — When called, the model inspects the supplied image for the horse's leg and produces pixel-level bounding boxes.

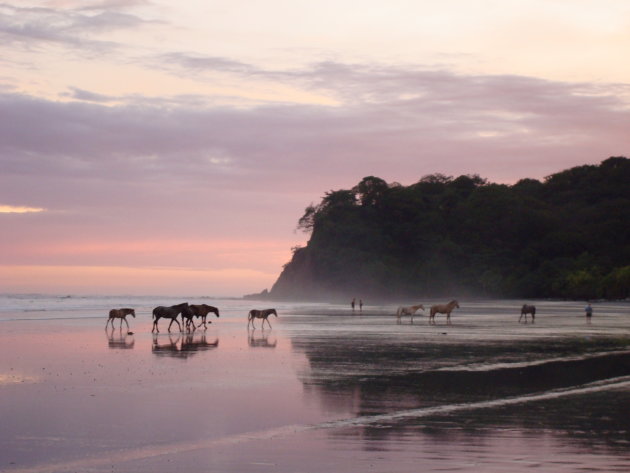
[265,317,272,329]
[152,317,159,333]
[168,317,183,332]
[123,317,130,330]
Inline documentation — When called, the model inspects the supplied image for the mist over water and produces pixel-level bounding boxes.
[1,296,629,472]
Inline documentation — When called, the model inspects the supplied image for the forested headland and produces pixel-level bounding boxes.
[260,157,630,301]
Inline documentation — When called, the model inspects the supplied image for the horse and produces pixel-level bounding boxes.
[429,300,460,325]
[519,304,536,323]
[106,308,135,330]
[180,305,197,332]
[247,308,277,329]
[395,304,424,323]
[188,304,220,330]
[152,302,189,333]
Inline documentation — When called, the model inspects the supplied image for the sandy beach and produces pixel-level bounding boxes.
[1,298,630,472]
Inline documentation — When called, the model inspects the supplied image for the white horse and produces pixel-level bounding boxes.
[395,304,424,323]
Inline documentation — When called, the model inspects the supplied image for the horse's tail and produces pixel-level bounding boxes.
[152,308,158,320]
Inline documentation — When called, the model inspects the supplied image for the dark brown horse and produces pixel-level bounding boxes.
[429,300,460,325]
[106,308,135,330]
[247,308,277,329]
[152,302,189,333]
[519,304,536,323]
[180,305,197,332]
[188,304,220,330]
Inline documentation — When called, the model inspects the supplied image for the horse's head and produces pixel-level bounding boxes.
[272,309,278,317]
[130,309,136,318]
[452,300,460,308]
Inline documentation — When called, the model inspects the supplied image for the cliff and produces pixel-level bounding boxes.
[259,157,630,301]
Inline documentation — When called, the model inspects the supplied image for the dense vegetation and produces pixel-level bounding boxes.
[267,157,630,301]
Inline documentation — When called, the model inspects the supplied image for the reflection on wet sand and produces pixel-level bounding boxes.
[105,326,135,349]
[152,333,219,359]
[248,328,277,348]
[291,331,630,452]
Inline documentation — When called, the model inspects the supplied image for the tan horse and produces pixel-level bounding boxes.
[429,300,459,325]
[248,308,277,329]
[106,308,135,330]
[395,304,424,323]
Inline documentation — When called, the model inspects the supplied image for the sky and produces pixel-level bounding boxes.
[1,0,629,297]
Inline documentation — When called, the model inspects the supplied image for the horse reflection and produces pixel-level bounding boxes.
[181,333,219,353]
[248,328,277,348]
[105,326,135,349]
[152,333,218,359]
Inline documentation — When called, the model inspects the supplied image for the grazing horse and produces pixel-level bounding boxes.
[519,304,536,323]
[152,302,189,333]
[188,304,220,330]
[106,308,135,330]
[248,308,277,329]
[429,300,460,325]
[395,304,424,324]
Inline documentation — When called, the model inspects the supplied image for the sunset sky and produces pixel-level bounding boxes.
[1,0,629,296]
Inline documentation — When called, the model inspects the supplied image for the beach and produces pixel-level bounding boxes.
[1,297,630,472]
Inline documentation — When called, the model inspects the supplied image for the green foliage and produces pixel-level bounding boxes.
[271,157,630,300]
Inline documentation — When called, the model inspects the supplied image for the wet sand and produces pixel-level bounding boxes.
[1,300,630,472]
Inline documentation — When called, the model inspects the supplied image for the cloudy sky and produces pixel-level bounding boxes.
[1,0,629,296]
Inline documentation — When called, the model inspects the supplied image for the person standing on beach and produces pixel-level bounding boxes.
[585,303,593,324]
[359,299,363,312]
[351,298,356,311]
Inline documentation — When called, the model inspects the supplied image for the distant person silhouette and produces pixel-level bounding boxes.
[585,303,593,324]
[351,298,356,312]
[359,299,363,312]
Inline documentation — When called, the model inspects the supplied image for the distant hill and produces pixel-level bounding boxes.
[257,157,630,301]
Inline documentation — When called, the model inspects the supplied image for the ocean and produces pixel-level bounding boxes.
[1,294,629,472]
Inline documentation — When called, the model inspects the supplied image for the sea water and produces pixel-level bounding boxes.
[1,295,629,472]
